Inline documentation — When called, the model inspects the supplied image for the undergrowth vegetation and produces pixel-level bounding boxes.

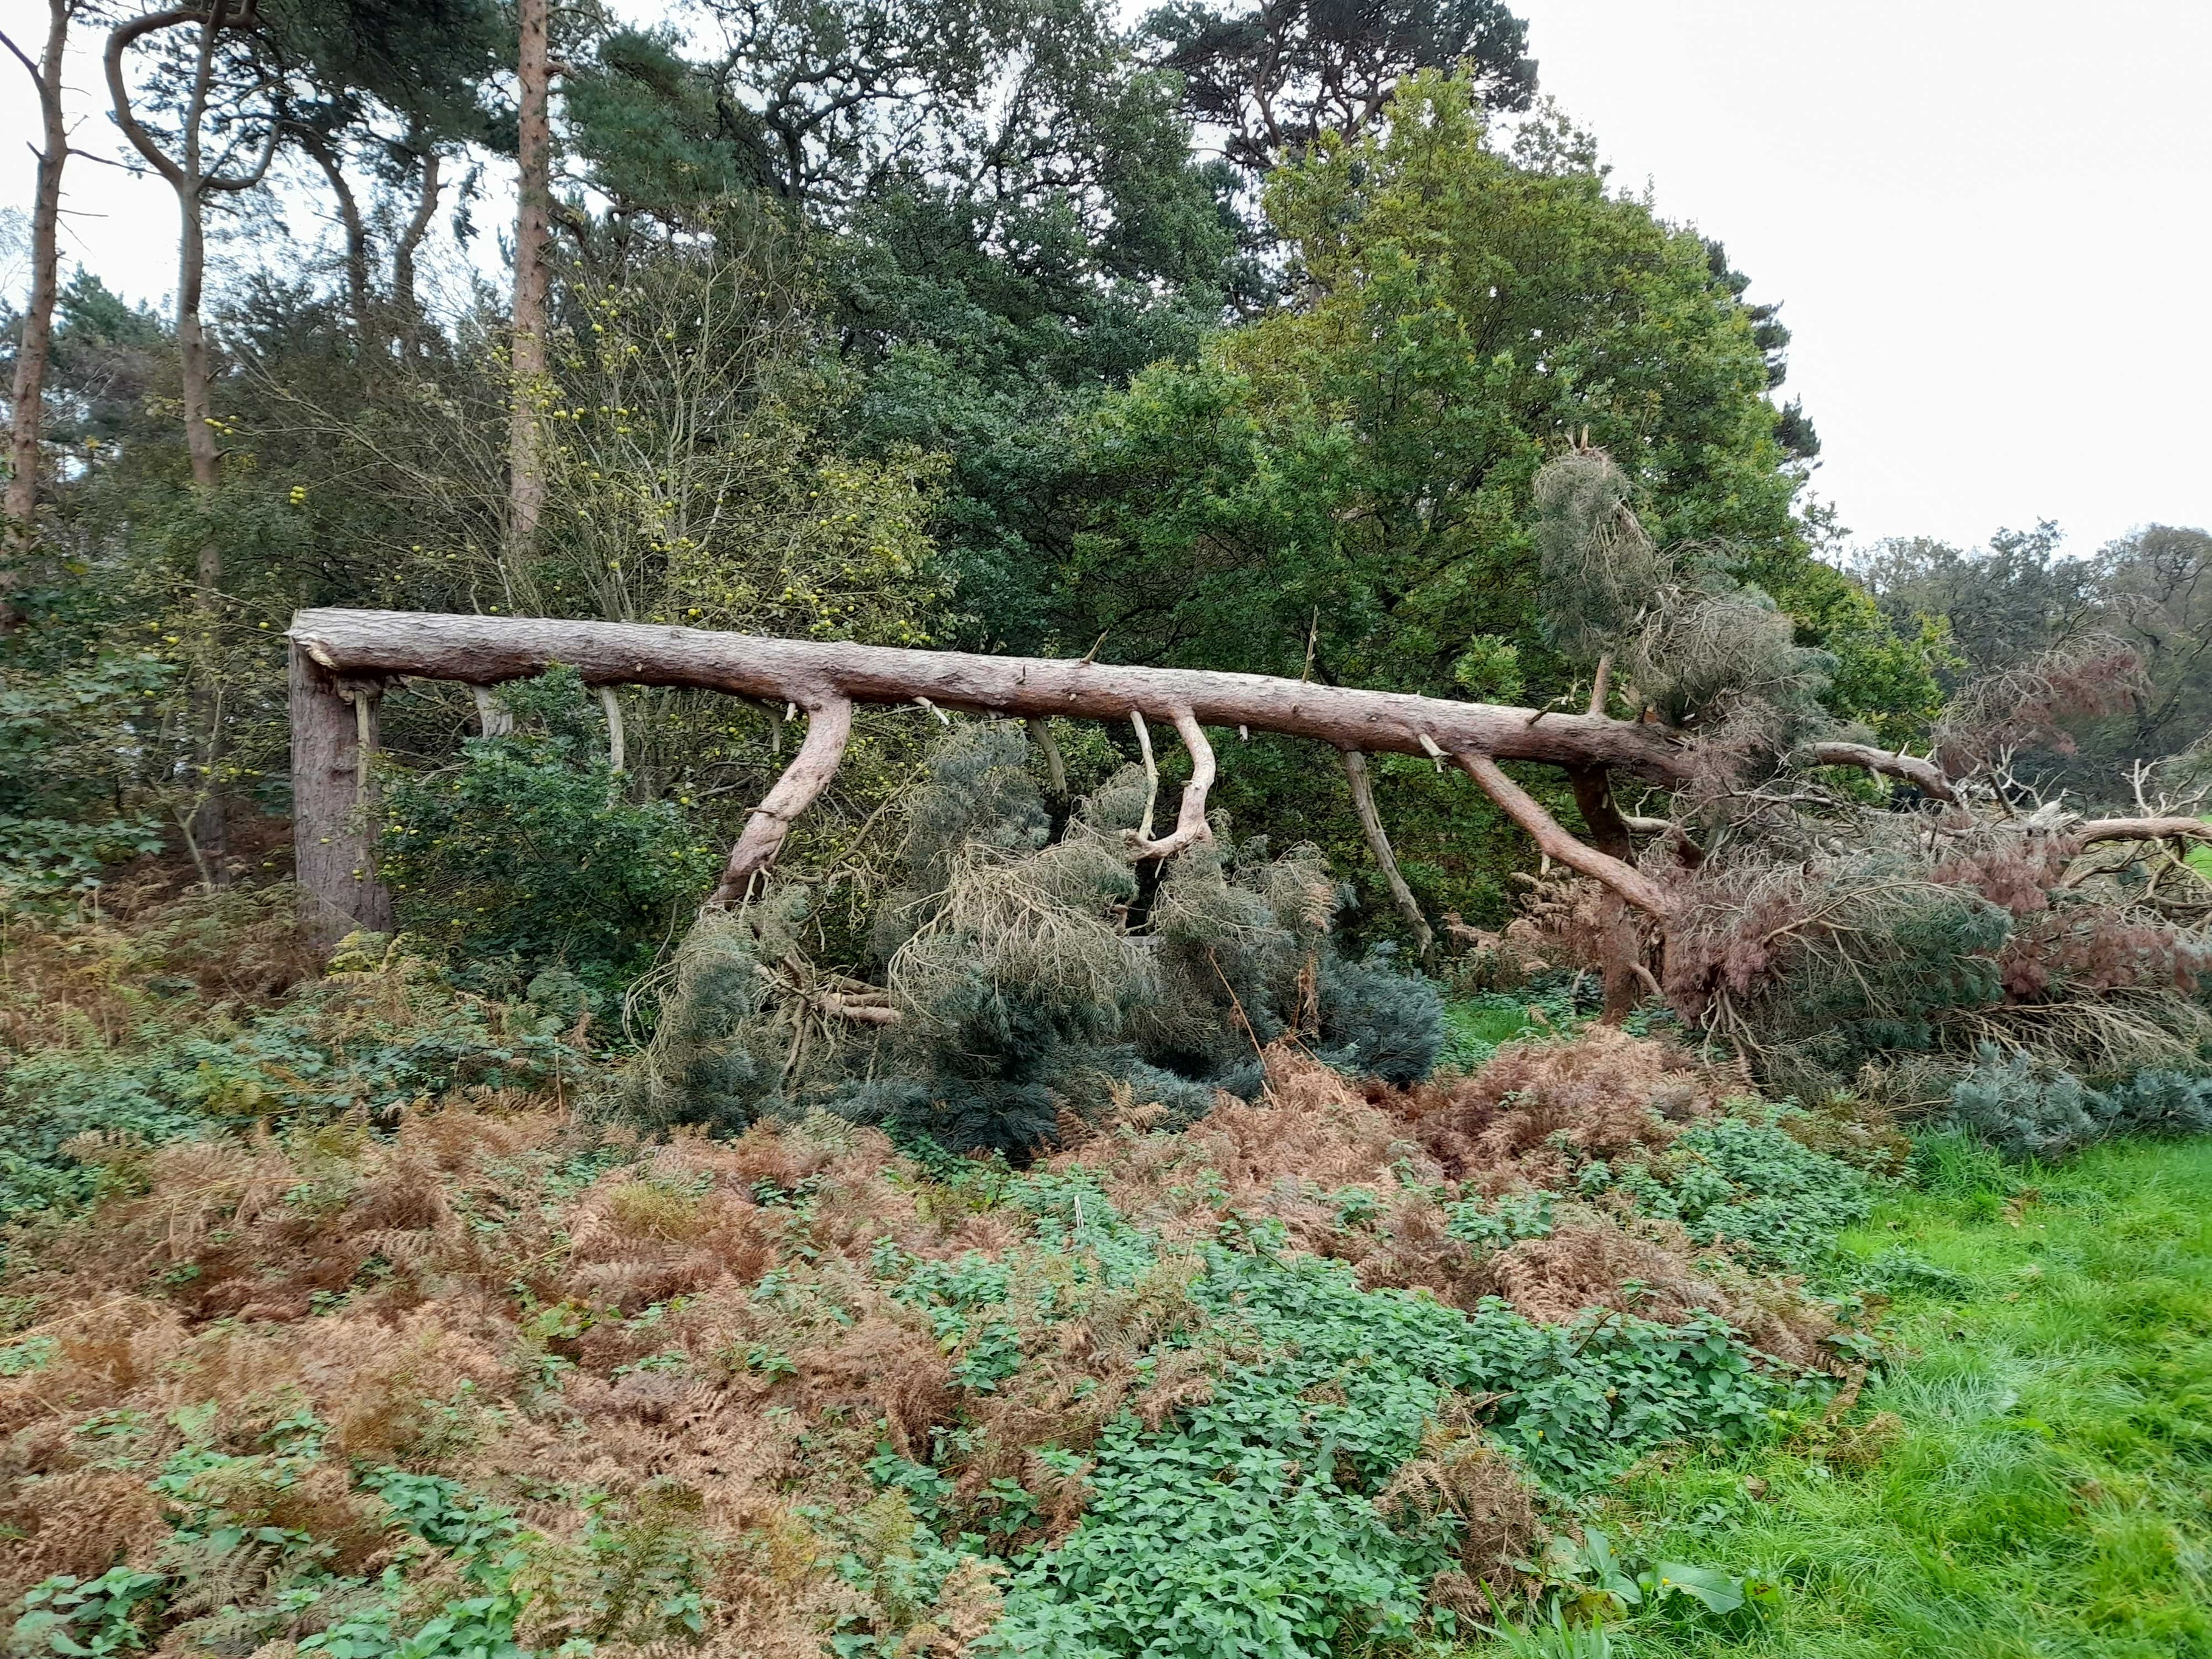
[0,881,1885,1658]
[1,880,2207,1657]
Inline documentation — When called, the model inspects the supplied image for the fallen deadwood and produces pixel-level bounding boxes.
[285,606,1700,943]
[285,609,2200,961]
[288,608,1696,778]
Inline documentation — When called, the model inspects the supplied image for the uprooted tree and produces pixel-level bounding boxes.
[288,448,2211,1132]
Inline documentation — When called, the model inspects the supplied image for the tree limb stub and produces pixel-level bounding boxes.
[1452,750,1672,917]
[1343,749,1433,959]
[287,609,1696,785]
[1129,709,1216,858]
[1809,742,1958,803]
[708,695,853,906]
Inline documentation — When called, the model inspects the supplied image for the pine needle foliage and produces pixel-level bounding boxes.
[630,725,1444,1154]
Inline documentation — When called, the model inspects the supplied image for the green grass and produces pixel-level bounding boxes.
[1539,1136,2212,1658]
[1441,993,1568,1068]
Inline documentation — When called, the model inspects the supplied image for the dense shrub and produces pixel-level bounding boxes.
[1944,1043,2212,1159]
[0,653,173,896]
[380,667,721,1000]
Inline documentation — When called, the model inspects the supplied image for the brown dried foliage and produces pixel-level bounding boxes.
[0,1021,1869,1650]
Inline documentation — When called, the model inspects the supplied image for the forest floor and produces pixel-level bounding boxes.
[0,890,2207,1658]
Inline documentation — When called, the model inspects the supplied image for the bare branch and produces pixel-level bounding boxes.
[1587,653,1612,717]
[1453,750,1671,917]
[2073,816,2212,847]
[1342,749,1433,958]
[1809,741,1958,802]
[1129,708,1217,859]
[708,694,854,906]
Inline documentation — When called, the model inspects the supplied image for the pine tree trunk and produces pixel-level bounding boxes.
[299,129,370,343]
[507,0,551,557]
[2,0,74,609]
[392,137,440,356]
[289,645,393,945]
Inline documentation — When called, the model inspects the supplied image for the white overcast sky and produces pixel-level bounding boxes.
[5,0,2209,555]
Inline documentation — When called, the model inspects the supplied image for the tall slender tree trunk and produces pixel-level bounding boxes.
[177,10,227,877]
[1,0,75,616]
[110,0,255,883]
[506,0,552,559]
[298,128,371,343]
[392,130,440,358]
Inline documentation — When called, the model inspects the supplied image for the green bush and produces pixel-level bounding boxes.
[1944,1044,2212,1160]
[379,668,720,1000]
[631,725,1449,1155]
[0,652,172,895]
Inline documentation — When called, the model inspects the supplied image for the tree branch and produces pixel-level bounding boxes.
[708,694,853,906]
[1809,741,1958,803]
[1129,708,1216,858]
[104,8,198,189]
[2073,816,2212,847]
[1343,749,1432,958]
[1453,750,1672,917]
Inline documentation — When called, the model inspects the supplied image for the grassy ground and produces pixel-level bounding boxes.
[1569,1135,2212,1659]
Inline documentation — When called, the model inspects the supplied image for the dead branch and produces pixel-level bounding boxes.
[1341,749,1433,959]
[2073,816,2212,847]
[1129,708,1217,858]
[1452,750,1672,917]
[708,695,853,906]
[1808,742,1958,802]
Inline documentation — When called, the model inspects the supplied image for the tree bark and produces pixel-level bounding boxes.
[506,0,552,556]
[287,609,1700,782]
[1563,762,1635,861]
[110,0,276,884]
[290,644,394,945]
[2,1,74,608]
[1342,750,1433,960]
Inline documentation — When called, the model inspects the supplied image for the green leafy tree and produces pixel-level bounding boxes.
[1040,71,1932,926]
[1145,0,1537,175]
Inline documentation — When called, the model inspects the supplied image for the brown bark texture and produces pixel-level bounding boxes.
[506,0,552,554]
[2,1,72,585]
[289,644,394,944]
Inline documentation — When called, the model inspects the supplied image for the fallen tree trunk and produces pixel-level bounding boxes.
[288,609,1696,781]
[284,608,2023,961]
